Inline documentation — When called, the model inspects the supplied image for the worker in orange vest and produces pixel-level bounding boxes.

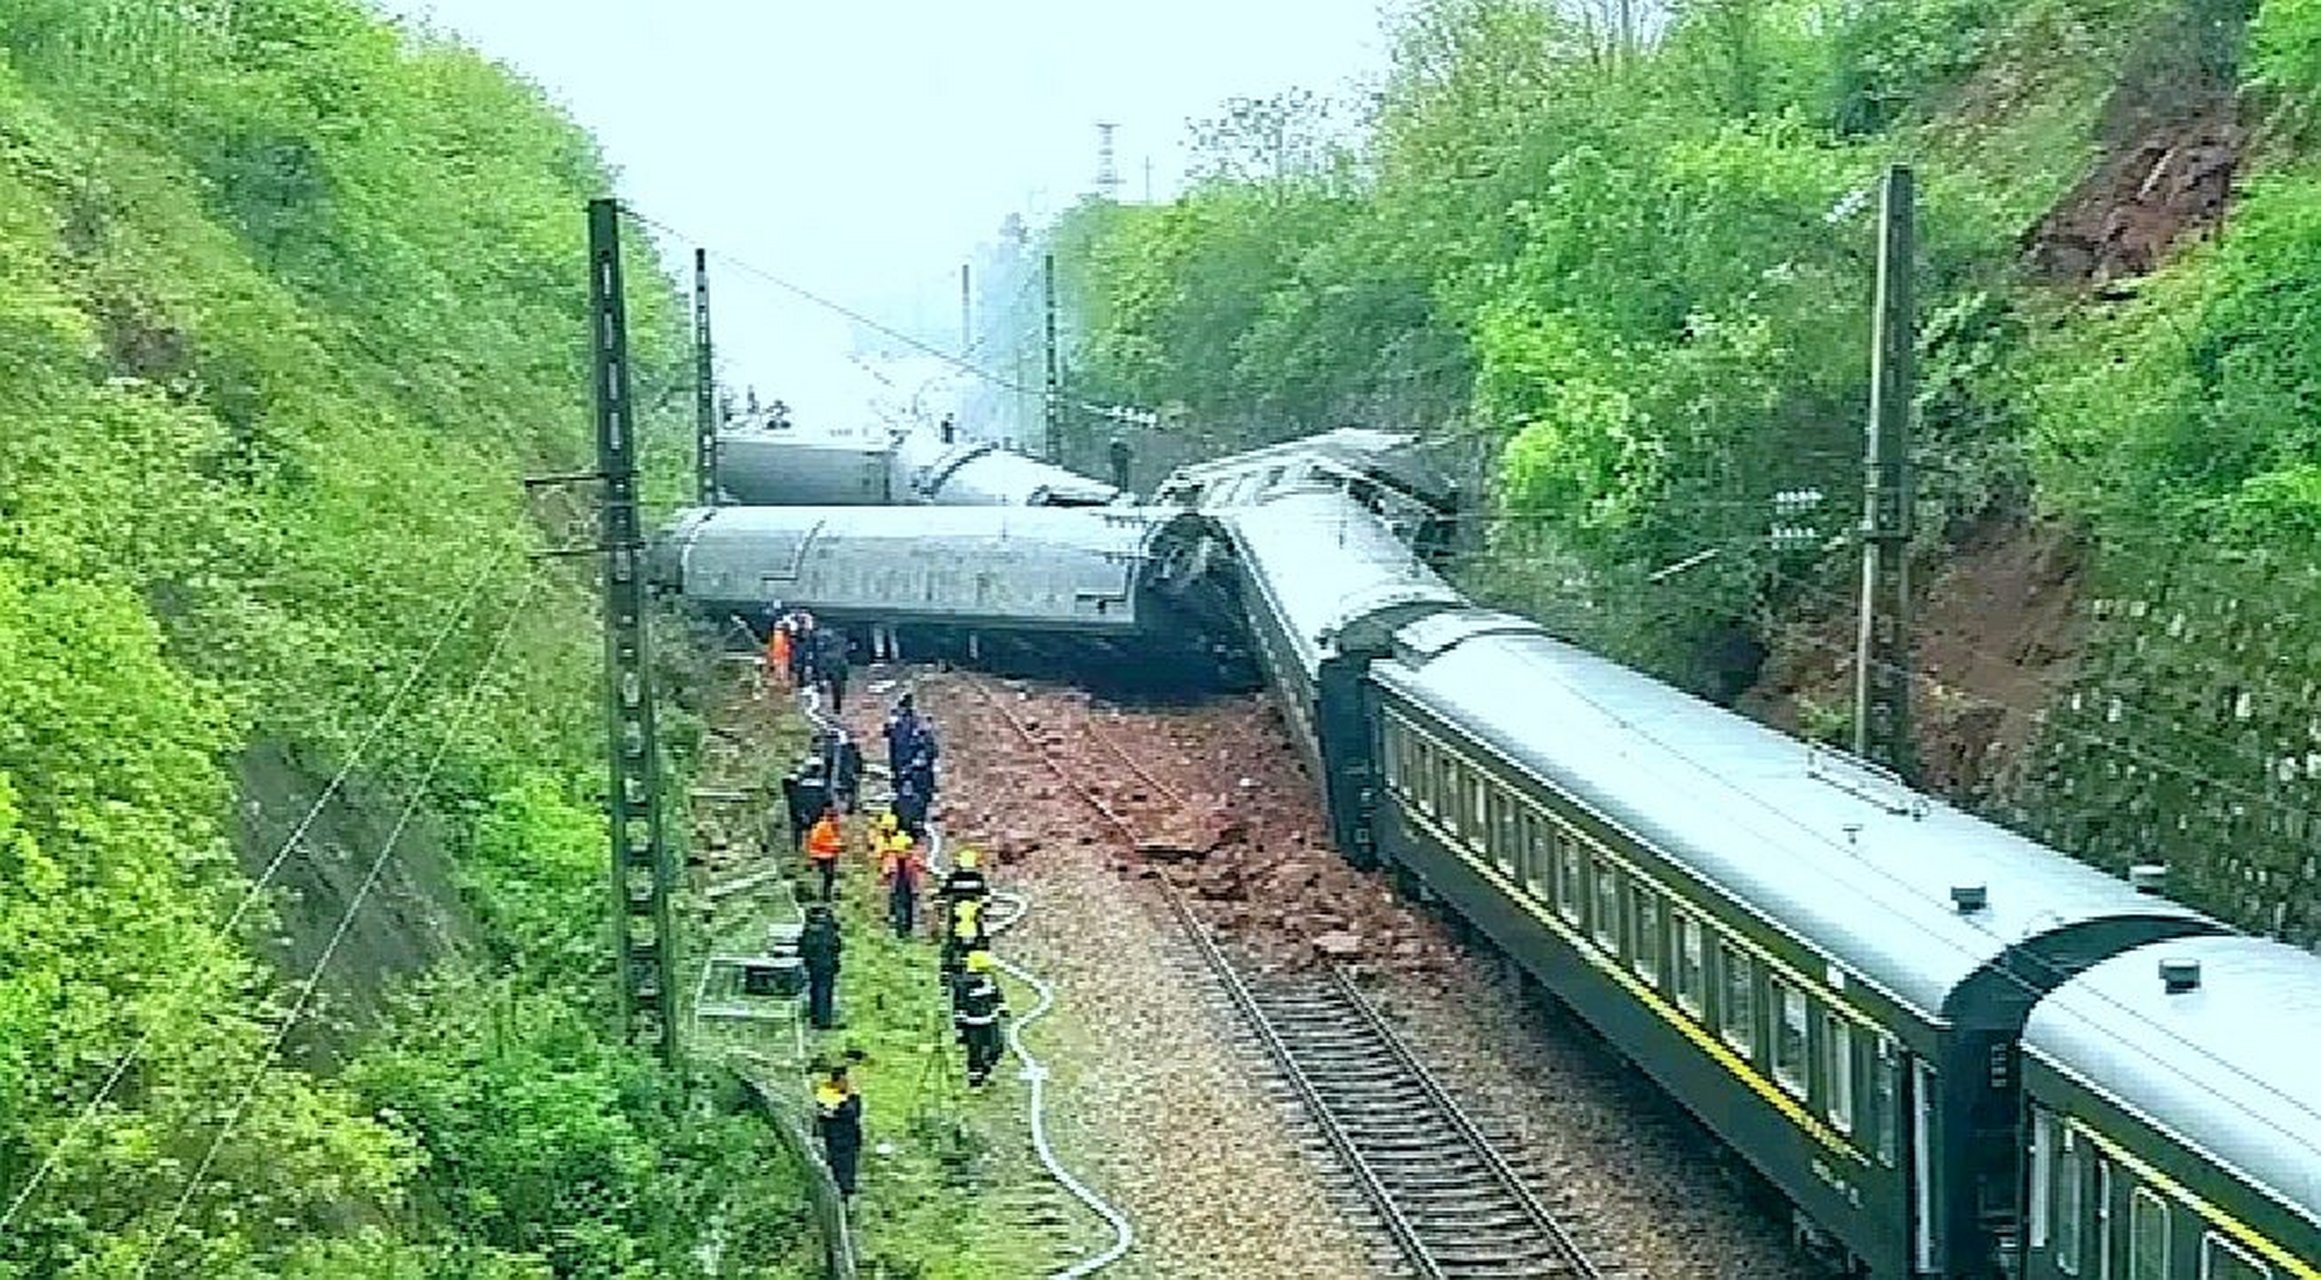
[806,805,844,901]
[766,618,793,692]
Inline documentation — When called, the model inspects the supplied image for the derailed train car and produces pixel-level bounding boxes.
[651,503,1234,673]
[714,415,1120,508]
[1179,431,2312,1278]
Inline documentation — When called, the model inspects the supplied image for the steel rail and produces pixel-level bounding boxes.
[958,677,1445,1276]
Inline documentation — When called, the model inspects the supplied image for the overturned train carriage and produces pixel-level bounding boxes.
[651,504,1231,669]
[714,419,1121,508]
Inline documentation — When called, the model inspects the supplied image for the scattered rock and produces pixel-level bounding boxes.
[1311,929,1363,960]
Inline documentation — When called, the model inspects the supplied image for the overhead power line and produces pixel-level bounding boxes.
[129,578,538,1279]
[0,547,515,1237]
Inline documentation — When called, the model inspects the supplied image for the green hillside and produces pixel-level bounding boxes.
[0,2,804,1274]
[1043,0,2321,941]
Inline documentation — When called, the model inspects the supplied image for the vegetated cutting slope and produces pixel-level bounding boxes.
[1043,0,2321,940]
[0,3,808,1275]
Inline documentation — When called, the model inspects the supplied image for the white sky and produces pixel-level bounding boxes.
[381,0,1389,421]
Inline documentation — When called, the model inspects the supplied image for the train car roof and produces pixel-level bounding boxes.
[1223,489,1464,676]
[2023,934,2321,1227]
[1159,428,1457,513]
[1372,621,2214,1017]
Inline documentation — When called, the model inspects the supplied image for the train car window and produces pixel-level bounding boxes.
[1630,885,1663,985]
[1555,830,1583,925]
[1871,1038,1900,1166]
[1493,792,1521,878]
[2200,1232,2269,1280]
[1823,1013,1854,1134]
[2057,1125,2087,1274]
[1772,981,1808,1098]
[1521,813,1550,900]
[1591,861,1622,954]
[2129,1186,2168,1280]
[1417,743,1438,817]
[1469,775,1491,852]
[1674,913,1706,1016]
[1719,944,1756,1058]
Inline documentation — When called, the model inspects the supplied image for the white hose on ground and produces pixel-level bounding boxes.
[931,829,1136,1279]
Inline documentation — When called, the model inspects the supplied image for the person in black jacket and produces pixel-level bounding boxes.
[799,905,842,1030]
[817,626,851,714]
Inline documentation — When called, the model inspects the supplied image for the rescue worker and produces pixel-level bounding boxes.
[799,904,842,1029]
[939,846,990,922]
[765,618,793,692]
[881,830,923,939]
[828,729,864,814]
[882,695,921,782]
[818,625,851,714]
[789,761,830,851]
[954,950,1007,1087]
[791,612,817,689]
[806,805,844,901]
[941,895,986,988]
[813,1063,863,1198]
[891,767,931,839]
[780,765,808,849]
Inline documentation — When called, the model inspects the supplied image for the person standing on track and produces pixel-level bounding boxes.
[812,1062,863,1198]
[953,950,1007,1087]
[806,805,844,901]
[800,905,842,1030]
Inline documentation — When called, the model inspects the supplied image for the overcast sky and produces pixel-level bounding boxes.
[381,0,1389,422]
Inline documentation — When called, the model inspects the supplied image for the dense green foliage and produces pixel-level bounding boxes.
[1044,0,2319,686]
[0,2,800,1274]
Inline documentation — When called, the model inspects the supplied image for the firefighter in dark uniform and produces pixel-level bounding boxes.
[939,845,989,922]
[800,904,842,1030]
[813,1062,863,1198]
[954,950,1007,1087]
[941,894,986,990]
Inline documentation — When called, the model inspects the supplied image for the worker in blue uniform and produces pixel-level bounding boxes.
[883,695,921,781]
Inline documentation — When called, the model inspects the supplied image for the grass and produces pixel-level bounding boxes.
[687,672,1070,1279]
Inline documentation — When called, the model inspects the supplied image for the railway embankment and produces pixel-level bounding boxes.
[914,668,1820,1279]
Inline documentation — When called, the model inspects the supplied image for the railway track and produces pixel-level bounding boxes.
[958,675,1609,1280]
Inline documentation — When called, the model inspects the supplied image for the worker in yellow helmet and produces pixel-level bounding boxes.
[880,829,923,939]
[952,949,1008,1087]
[941,895,985,989]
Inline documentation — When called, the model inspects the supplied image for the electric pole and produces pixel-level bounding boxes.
[693,248,716,506]
[960,261,972,358]
[1853,165,1915,776]
[587,199,680,1066]
[1043,251,1062,464]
